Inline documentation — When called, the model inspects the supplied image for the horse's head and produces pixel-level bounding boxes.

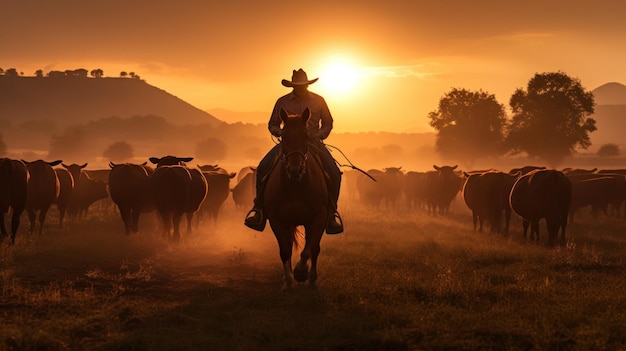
[279,107,310,180]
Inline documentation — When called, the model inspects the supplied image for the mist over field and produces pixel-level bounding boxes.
[2,172,626,349]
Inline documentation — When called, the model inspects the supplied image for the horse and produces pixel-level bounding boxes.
[264,107,330,289]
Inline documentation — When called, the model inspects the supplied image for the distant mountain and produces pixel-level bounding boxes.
[0,76,223,129]
[592,82,626,106]
[589,82,626,149]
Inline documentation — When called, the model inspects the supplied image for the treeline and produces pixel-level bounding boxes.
[0,67,141,79]
[428,71,600,168]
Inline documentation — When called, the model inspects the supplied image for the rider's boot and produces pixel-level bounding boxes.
[244,183,267,231]
[326,208,344,234]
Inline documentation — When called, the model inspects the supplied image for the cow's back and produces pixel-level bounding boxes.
[151,166,192,211]
[26,160,60,210]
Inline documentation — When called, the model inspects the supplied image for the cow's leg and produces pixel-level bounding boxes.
[38,206,51,235]
[522,219,529,241]
[185,212,193,235]
[118,205,132,235]
[10,209,22,245]
[546,217,560,247]
[130,207,141,233]
[172,211,183,243]
[27,208,36,234]
[504,208,511,235]
[0,213,8,241]
[472,211,478,231]
[531,220,540,242]
[159,210,171,239]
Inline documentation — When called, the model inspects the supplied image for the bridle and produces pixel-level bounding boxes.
[280,137,309,181]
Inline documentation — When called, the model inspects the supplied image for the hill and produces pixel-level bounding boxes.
[592,82,626,106]
[589,82,626,150]
[0,76,223,129]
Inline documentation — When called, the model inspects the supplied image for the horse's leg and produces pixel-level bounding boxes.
[308,228,324,287]
[297,220,325,286]
[273,224,294,289]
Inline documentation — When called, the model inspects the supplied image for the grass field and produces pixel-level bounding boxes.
[1,196,626,351]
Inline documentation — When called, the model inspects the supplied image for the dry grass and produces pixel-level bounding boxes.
[1,198,626,350]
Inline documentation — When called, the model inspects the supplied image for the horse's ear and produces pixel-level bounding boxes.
[302,107,310,122]
[279,108,288,122]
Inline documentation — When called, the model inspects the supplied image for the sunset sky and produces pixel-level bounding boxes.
[2,0,625,133]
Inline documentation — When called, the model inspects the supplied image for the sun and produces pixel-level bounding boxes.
[316,57,361,97]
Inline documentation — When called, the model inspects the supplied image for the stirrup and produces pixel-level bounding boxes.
[244,209,266,231]
[326,213,344,235]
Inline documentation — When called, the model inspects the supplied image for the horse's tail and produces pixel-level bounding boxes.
[292,227,304,250]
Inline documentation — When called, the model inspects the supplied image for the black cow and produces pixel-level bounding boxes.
[149,156,205,242]
[108,162,154,234]
[424,165,463,215]
[0,158,29,244]
[23,159,62,235]
[509,169,571,246]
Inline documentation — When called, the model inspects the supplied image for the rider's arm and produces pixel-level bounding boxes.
[268,102,283,137]
[318,97,333,140]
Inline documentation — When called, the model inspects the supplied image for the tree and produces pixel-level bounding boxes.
[90,69,104,78]
[597,143,620,157]
[506,71,596,166]
[35,69,44,78]
[4,68,18,77]
[195,137,227,162]
[102,141,134,162]
[120,71,128,78]
[428,88,507,167]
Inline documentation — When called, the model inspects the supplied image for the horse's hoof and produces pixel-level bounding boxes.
[294,264,309,283]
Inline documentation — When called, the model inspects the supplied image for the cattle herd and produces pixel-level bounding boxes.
[0,156,257,245]
[1,156,625,247]
[348,164,626,246]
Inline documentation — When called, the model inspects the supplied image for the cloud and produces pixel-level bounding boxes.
[363,64,442,80]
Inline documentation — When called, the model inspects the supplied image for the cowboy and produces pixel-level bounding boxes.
[244,68,344,234]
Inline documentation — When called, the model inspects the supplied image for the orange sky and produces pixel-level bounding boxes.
[2,1,626,133]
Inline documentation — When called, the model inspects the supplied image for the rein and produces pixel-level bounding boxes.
[324,143,377,182]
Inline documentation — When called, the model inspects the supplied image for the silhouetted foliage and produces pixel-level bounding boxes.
[506,71,596,166]
[428,88,507,168]
[120,71,128,78]
[195,137,228,162]
[4,68,19,77]
[48,126,91,161]
[103,141,134,162]
[597,143,620,157]
[0,134,6,156]
[35,69,44,78]
[90,69,104,78]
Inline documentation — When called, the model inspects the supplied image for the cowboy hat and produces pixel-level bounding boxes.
[281,68,319,87]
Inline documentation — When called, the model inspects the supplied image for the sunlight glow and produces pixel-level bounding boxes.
[316,57,362,97]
